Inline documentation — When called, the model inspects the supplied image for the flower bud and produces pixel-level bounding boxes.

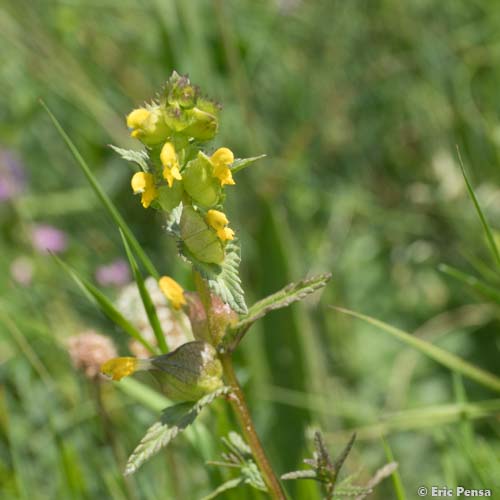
[210,147,235,186]
[126,105,171,146]
[180,206,224,264]
[206,209,235,242]
[182,153,221,207]
[158,276,186,310]
[131,172,157,208]
[160,142,182,188]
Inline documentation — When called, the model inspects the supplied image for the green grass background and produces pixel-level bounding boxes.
[1,0,499,498]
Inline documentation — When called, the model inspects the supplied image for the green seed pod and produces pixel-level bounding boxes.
[180,206,224,264]
[150,341,223,401]
[156,181,183,212]
[183,153,221,207]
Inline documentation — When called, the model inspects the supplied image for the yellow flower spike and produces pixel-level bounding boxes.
[126,108,150,137]
[159,276,187,310]
[206,209,235,242]
[160,142,183,188]
[131,172,158,208]
[210,147,235,186]
[101,357,138,381]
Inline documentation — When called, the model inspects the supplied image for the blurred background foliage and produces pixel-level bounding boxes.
[1,0,499,498]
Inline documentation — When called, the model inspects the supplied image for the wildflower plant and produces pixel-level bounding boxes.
[44,72,337,499]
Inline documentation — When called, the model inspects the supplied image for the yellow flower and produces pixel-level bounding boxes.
[210,147,235,186]
[160,142,183,188]
[101,357,139,381]
[126,106,170,145]
[159,276,186,310]
[131,172,157,208]
[206,209,235,242]
[126,108,150,139]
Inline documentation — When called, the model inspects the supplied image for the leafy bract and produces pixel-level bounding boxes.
[181,239,247,314]
[230,154,266,174]
[109,145,149,171]
[222,273,331,350]
[124,386,231,475]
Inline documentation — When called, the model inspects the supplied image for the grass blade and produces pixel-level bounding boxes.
[382,439,406,500]
[438,264,500,304]
[328,399,500,440]
[41,100,159,279]
[332,306,500,393]
[54,255,157,354]
[120,229,169,353]
[456,147,500,268]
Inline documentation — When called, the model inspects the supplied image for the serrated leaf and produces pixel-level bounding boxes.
[230,154,266,174]
[124,386,231,475]
[281,470,318,481]
[355,462,398,500]
[120,229,168,353]
[109,145,149,171]
[332,306,500,393]
[201,478,244,500]
[242,461,267,491]
[182,240,247,314]
[53,255,156,354]
[223,273,331,350]
[333,486,372,497]
[165,203,183,238]
[41,101,159,279]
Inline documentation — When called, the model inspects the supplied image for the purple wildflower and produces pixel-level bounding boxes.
[0,149,26,201]
[95,259,131,286]
[32,224,68,254]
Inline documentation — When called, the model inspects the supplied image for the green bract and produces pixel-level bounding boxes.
[183,153,221,207]
[180,206,224,264]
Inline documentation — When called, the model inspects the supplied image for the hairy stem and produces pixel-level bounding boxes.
[220,354,286,499]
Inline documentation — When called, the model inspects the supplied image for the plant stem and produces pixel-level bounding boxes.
[193,271,285,498]
[220,354,286,500]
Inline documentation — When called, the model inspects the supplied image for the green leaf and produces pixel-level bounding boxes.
[201,478,244,500]
[124,386,231,475]
[332,307,500,393]
[182,240,247,314]
[456,147,500,268]
[109,145,149,171]
[41,101,159,279]
[438,264,500,305]
[382,439,406,500]
[223,273,332,350]
[281,470,318,481]
[54,256,156,354]
[119,229,169,353]
[230,154,266,174]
